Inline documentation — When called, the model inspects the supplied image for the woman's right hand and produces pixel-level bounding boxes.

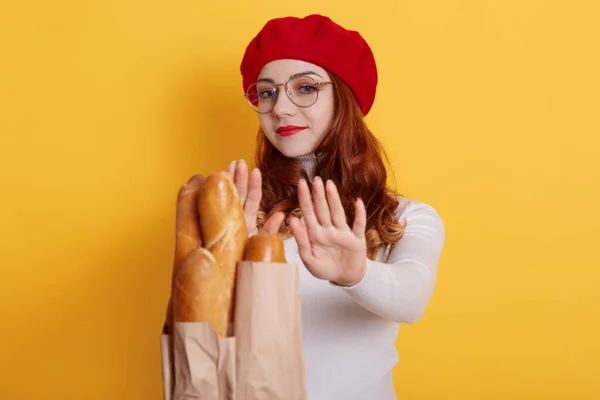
[228,159,285,237]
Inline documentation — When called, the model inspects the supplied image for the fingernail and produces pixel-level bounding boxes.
[239,159,246,164]
[314,176,321,181]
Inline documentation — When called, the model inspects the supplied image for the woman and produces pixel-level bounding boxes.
[228,14,445,399]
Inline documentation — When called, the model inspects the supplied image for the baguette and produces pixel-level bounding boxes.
[244,232,287,263]
[173,175,205,270]
[197,171,248,328]
[165,175,205,334]
[172,247,230,336]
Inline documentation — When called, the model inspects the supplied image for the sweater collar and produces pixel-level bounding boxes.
[294,153,318,181]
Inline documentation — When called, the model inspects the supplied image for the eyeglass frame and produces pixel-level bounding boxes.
[243,75,334,114]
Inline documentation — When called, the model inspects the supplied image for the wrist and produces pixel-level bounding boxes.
[331,261,367,287]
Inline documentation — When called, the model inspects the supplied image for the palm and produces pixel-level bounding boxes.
[302,226,366,281]
[289,177,367,286]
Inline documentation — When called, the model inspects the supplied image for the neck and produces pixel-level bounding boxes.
[294,153,318,181]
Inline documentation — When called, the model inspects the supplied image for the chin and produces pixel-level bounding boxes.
[276,138,317,157]
[277,146,310,158]
[269,137,314,158]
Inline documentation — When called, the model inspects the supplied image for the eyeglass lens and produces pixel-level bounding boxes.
[246,76,322,113]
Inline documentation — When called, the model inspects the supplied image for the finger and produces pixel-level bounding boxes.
[289,216,317,264]
[243,168,262,235]
[228,160,236,177]
[352,197,367,237]
[262,211,285,234]
[297,178,319,230]
[245,167,262,213]
[234,159,249,205]
[325,179,349,230]
[312,176,332,227]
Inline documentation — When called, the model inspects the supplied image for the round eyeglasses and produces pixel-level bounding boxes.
[244,76,333,114]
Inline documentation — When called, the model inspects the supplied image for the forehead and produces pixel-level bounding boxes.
[257,59,330,82]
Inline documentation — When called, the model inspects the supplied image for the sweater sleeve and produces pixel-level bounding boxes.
[336,200,446,324]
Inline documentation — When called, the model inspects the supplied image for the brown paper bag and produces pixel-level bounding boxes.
[160,261,306,400]
[168,323,235,400]
[234,261,306,400]
[160,331,174,400]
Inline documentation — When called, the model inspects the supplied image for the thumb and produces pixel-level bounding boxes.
[261,211,286,234]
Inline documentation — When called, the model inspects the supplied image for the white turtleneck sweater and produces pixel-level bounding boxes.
[290,154,446,400]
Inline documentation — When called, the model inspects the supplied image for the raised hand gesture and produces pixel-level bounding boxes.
[288,177,368,286]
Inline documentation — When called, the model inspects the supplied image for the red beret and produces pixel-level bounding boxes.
[240,14,378,116]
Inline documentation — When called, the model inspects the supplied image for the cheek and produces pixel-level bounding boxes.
[258,114,269,130]
[324,104,335,127]
[258,114,278,143]
[258,114,276,139]
[308,100,335,131]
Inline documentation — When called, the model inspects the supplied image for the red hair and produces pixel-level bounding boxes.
[255,72,405,259]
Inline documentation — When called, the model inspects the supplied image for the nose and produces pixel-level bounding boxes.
[271,86,296,117]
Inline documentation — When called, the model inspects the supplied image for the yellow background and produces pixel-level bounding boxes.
[1,0,599,399]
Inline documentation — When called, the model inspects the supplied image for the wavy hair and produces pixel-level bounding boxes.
[255,71,406,260]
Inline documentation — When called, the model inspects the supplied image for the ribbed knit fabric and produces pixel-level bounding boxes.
[294,153,318,181]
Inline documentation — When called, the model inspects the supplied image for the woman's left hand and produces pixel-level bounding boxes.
[288,177,368,286]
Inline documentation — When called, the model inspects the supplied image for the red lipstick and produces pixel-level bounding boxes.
[276,125,306,137]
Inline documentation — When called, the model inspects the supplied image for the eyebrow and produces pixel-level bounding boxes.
[256,71,323,83]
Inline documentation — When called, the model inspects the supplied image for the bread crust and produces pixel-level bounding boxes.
[165,175,205,334]
[173,247,230,336]
[197,171,248,327]
[244,232,287,263]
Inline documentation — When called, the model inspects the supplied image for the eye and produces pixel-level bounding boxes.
[258,88,276,99]
[298,84,317,94]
